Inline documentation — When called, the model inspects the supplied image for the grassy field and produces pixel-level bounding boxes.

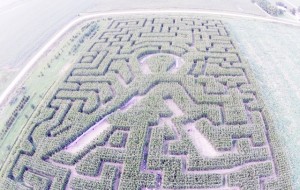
[227,18,300,189]
[87,0,265,16]
[0,0,100,94]
[0,15,291,190]
[0,19,106,169]
[0,0,265,95]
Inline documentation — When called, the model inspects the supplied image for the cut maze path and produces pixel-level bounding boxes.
[184,123,222,158]
[65,118,111,153]
[1,16,292,190]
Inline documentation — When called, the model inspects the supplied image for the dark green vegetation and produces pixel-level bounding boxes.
[0,16,292,190]
[2,96,30,138]
[0,20,104,169]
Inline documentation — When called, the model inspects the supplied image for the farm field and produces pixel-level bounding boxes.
[87,0,264,16]
[0,0,99,94]
[0,19,106,169]
[0,0,265,95]
[0,16,292,189]
[226,18,300,189]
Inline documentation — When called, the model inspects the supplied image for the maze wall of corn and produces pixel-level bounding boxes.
[0,16,292,190]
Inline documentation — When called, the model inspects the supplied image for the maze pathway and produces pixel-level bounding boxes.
[0,16,291,190]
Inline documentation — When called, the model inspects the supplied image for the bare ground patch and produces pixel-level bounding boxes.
[65,118,111,153]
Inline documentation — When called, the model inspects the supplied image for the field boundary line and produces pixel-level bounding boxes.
[0,8,299,107]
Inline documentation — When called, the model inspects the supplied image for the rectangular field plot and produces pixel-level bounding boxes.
[0,16,292,190]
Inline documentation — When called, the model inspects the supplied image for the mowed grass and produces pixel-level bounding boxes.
[0,0,265,96]
[0,68,19,94]
[0,0,102,95]
[226,18,300,188]
[0,47,72,167]
[0,19,105,168]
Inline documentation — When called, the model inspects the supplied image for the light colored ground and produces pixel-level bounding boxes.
[139,53,184,74]
[120,96,144,111]
[164,99,184,117]
[0,0,264,95]
[227,18,300,189]
[0,0,99,94]
[164,99,221,158]
[66,94,144,153]
[48,158,122,190]
[0,0,26,13]
[116,74,128,88]
[163,99,274,187]
[66,118,111,153]
[87,0,264,16]
[0,6,298,187]
[0,19,101,168]
[139,55,152,74]
[170,55,185,73]
[185,123,222,158]
[2,9,299,109]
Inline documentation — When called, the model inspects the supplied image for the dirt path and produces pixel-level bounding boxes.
[164,99,184,117]
[78,9,300,26]
[49,158,122,190]
[164,99,221,157]
[116,74,128,88]
[1,9,299,107]
[139,53,185,74]
[65,93,144,153]
[169,55,185,73]
[120,95,144,111]
[65,118,110,153]
[184,123,222,158]
[139,99,183,188]
[59,62,72,77]
[139,55,152,74]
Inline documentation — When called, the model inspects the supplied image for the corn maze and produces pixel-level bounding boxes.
[0,16,292,190]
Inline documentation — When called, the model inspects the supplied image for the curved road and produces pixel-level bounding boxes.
[0,8,299,106]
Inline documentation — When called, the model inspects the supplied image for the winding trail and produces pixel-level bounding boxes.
[1,8,299,107]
